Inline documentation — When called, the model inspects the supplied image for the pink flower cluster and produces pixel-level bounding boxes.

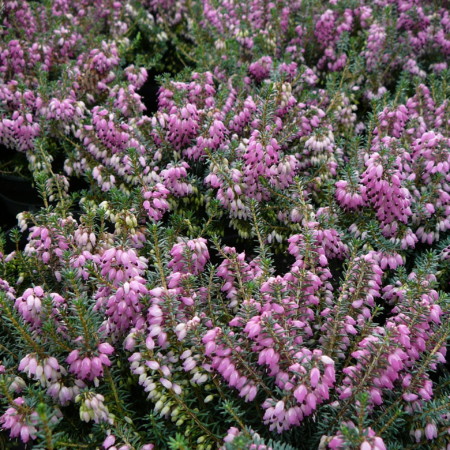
[168,237,209,275]
[0,398,38,443]
[339,274,444,409]
[94,247,149,334]
[0,0,135,154]
[328,423,386,450]
[66,343,114,381]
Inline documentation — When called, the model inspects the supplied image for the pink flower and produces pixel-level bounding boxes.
[425,423,438,440]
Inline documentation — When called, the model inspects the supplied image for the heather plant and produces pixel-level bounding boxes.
[0,0,178,180]
[2,197,450,449]
[153,0,450,92]
[1,0,450,449]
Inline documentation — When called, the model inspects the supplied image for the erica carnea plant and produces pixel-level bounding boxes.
[1,0,450,449]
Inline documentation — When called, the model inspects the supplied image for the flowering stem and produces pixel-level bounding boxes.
[324,252,359,356]
[330,336,391,429]
[376,329,450,435]
[220,332,273,397]
[0,298,45,358]
[104,366,125,416]
[151,227,168,290]
[222,401,252,437]
[171,392,221,444]
[38,410,54,450]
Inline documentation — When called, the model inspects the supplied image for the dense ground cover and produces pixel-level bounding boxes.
[1,0,450,448]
